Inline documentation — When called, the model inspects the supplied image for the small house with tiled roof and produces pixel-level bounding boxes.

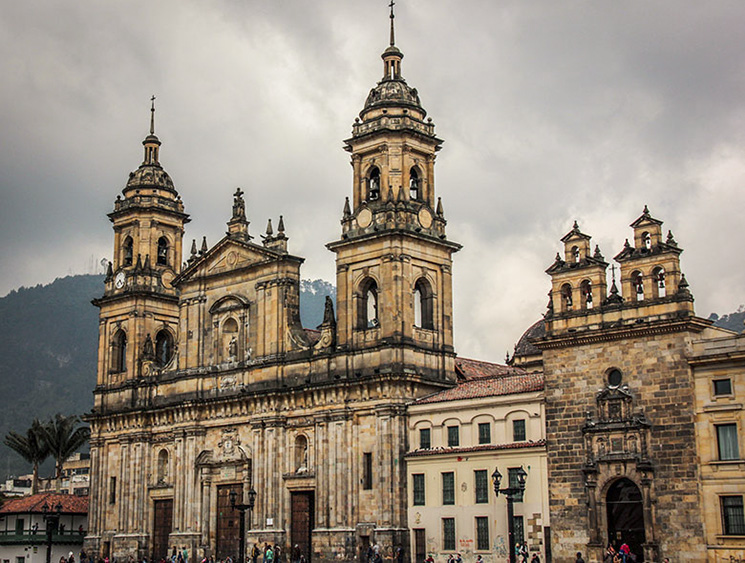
[405,358,549,562]
[0,493,88,563]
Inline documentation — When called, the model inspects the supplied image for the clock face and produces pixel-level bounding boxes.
[357,208,373,229]
[418,207,433,229]
[115,271,126,289]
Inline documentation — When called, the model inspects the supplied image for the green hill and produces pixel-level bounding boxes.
[0,274,334,480]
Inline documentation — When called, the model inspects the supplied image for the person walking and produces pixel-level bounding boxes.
[575,553,585,563]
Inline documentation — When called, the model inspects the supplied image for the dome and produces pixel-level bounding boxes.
[363,78,423,114]
[513,319,546,358]
[126,163,175,191]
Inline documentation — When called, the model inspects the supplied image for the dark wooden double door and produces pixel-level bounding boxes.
[153,500,173,561]
[291,492,314,563]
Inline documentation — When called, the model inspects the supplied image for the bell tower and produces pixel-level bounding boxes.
[327,7,460,380]
[93,99,189,395]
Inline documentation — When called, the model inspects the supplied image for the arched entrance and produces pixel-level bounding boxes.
[606,478,646,561]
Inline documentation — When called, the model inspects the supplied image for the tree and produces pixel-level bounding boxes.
[40,414,90,493]
[3,418,50,494]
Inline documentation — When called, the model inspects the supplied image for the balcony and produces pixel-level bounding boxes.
[0,530,85,546]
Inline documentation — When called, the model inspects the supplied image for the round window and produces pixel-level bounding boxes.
[608,369,623,388]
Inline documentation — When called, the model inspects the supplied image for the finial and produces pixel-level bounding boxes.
[150,95,156,135]
[190,239,197,257]
[277,215,285,233]
[643,204,649,215]
[436,197,444,217]
[343,197,351,218]
[265,219,273,236]
[389,0,396,46]
[611,264,617,282]
[573,220,579,230]
[200,236,208,254]
[624,238,631,249]
[666,230,677,246]
[593,245,604,260]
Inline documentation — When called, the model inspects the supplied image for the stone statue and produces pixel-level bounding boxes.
[228,336,237,361]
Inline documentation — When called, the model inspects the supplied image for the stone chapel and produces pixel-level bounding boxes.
[85,10,459,563]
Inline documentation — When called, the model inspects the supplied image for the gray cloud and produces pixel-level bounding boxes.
[1,1,743,361]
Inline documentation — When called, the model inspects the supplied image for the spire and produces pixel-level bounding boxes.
[150,95,156,135]
[142,95,161,166]
[389,0,396,46]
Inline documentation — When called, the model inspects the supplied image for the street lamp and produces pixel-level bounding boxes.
[492,467,527,563]
[229,487,257,563]
[41,501,63,563]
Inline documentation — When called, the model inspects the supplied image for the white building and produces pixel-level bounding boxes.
[406,358,549,562]
[0,493,88,563]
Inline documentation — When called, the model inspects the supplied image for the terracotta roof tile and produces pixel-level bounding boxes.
[455,357,526,380]
[415,369,544,405]
[406,440,546,458]
[0,493,88,515]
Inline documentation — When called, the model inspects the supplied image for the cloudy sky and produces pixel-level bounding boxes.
[1,1,744,362]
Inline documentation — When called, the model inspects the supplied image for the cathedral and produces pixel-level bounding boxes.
[86,10,458,563]
[84,7,745,563]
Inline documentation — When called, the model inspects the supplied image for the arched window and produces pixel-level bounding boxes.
[642,232,652,250]
[572,246,581,264]
[581,280,593,310]
[295,435,309,473]
[632,271,644,301]
[358,279,379,329]
[123,237,134,267]
[112,330,127,372]
[155,330,174,367]
[157,449,169,484]
[157,237,169,266]
[222,318,239,361]
[409,168,420,201]
[414,278,434,329]
[561,283,573,312]
[367,167,381,201]
[653,266,666,298]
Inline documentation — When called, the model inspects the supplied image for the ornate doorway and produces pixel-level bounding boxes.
[606,478,645,561]
[152,499,173,561]
[217,484,242,561]
[291,492,314,562]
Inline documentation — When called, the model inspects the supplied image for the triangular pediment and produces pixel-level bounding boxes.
[174,236,283,285]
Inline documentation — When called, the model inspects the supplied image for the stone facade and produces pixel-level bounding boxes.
[528,213,737,562]
[85,14,461,563]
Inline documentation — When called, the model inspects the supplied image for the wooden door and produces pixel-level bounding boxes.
[291,492,314,563]
[414,529,426,563]
[152,499,173,561]
[217,484,242,561]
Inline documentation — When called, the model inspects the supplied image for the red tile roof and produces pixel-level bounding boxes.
[455,357,526,380]
[406,440,546,457]
[414,369,544,405]
[0,493,88,515]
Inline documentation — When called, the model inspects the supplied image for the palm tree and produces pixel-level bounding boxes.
[41,414,90,493]
[3,418,50,494]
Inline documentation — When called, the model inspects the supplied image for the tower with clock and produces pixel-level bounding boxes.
[93,98,189,383]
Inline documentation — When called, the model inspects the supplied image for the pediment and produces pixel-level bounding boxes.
[176,237,280,284]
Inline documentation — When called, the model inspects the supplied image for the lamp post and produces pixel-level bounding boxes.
[41,501,63,563]
[229,487,257,563]
[492,467,527,563]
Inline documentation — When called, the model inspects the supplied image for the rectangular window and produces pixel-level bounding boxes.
[17,558,25,563]
[513,419,526,442]
[474,470,489,504]
[722,496,745,535]
[442,518,455,551]
[420,428,431,450]
[476,517,490,551]
[508,468,525,502]
[413,473,425,506]
[478,423,491,444]
[363,452,373,490]
[717,424,740,461]
[109,476,117,504]
[513,515,525,546]
[714,378,733,396]
[447,426,459,447]
[442,472,455,505]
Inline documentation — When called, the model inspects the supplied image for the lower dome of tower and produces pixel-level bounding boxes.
[364,79,423,114]
[126,164,175,191]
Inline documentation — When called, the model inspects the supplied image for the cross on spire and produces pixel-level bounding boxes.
[150,95,156,135]
[389,0,396,46]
